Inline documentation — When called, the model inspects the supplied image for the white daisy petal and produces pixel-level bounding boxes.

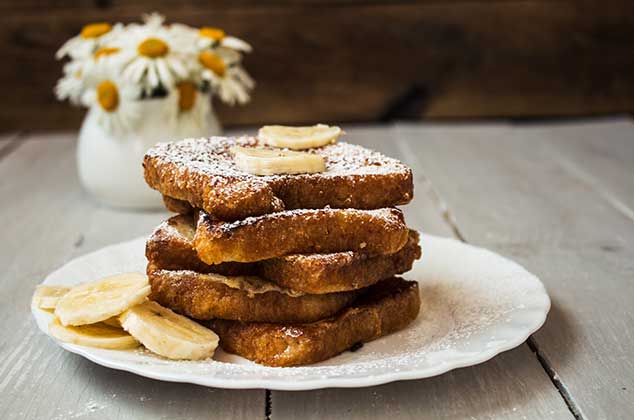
[167,56,188,78]
[221,36,252,53]
[143,12,165,28]
[156,58,173,87]
[233,66,255,89]
[124,59,146,83]
[196,38,213,50]
[229,78,248,104]
[216,47,241,65]
[146,62,159,88]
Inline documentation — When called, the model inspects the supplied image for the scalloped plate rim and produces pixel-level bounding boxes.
[32,234,550,391]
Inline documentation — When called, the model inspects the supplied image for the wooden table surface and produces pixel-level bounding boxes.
[1,118,632,419]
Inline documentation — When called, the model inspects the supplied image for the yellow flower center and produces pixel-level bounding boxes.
[94,47,120,59]
[138,38,169,58]
[80,23,112,39]
[97,80,119,112]
[199,27,225,41]
[177,82,197,111]
[198,51,226,77]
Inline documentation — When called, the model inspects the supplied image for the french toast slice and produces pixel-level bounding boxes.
[147,265,358,323]
[147,214,421,294]
[194,208,409,264]
[144,136,413,221]
[208,277,420,367]
[258,235,419,294]
[146,214,254,276]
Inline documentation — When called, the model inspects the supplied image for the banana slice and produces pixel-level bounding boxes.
[232,146,325,176]
[32,285,70,309]
[48,318,140,350]
[120,301,219,360]
[55,273,151,326]
[258,124,343,150]
[102,316,122,328]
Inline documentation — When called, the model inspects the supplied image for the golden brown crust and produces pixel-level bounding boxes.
[260,231,420,294]
[147,214,421,294]
[146,214,253,276]
[208,278,420,367]
[194,208,409,264]
[143,137,413,220]
[148,267,358,323]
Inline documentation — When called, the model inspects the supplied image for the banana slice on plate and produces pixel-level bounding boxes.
[232,146,325,176]
[32,285,70,310]
[55,273,150,326]
[102,316,122,328]
[258,124,343,150]
[120,301,219,360]
[48,318,140,350]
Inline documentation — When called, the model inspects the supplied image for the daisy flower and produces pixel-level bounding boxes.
[80,46,127,84]
[56,22,121,60]
[55,13,255,133]
[197,26,252,53]
[197,48,254,105]
[55,60,87,104]
[174,81,211,136]
[112,13,189,93]
[82,72,142,134]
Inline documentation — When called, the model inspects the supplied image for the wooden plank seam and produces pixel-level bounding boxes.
[423,169,584,420]
[265,389,272,420]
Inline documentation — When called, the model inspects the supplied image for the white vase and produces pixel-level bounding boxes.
[77,96,221,210]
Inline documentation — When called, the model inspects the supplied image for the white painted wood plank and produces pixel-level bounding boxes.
[516,117,634,220]
[0,132,23,160]
[0,134,264,420]
[0,132,20,141]
[271,125,572,420]
[272,346,572,420]
[394,120,634,419]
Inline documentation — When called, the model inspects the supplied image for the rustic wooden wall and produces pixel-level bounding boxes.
[1,0,633,131]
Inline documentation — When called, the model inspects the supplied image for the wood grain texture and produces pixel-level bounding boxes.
[271,125,573,420]
[393,119,634,419]
[0,133,23,161]
[0,134,264,420]
[272,347,572,420]
[2,1,634,131]
[516,118,634,217]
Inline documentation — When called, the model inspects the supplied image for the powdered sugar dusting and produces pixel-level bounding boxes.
[204,207,405,232]
[146,136,410,180]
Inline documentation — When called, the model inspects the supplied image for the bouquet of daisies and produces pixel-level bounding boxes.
[55,13,254,134]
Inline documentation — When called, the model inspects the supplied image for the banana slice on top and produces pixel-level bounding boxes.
[55,273,150,326]
[48,318,140,350]
[120,301,219,360]
[258,124,343,150]
[32,285,70,310]
[232,146,325,176]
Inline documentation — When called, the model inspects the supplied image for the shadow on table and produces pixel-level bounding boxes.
[530,295,581,374]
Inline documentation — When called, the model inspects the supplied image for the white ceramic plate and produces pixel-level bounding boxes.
[32,234,550,390]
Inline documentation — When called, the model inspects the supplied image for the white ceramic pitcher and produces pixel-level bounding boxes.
[76,96,221,210]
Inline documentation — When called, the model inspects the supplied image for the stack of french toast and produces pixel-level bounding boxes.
[143,124,422,367]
